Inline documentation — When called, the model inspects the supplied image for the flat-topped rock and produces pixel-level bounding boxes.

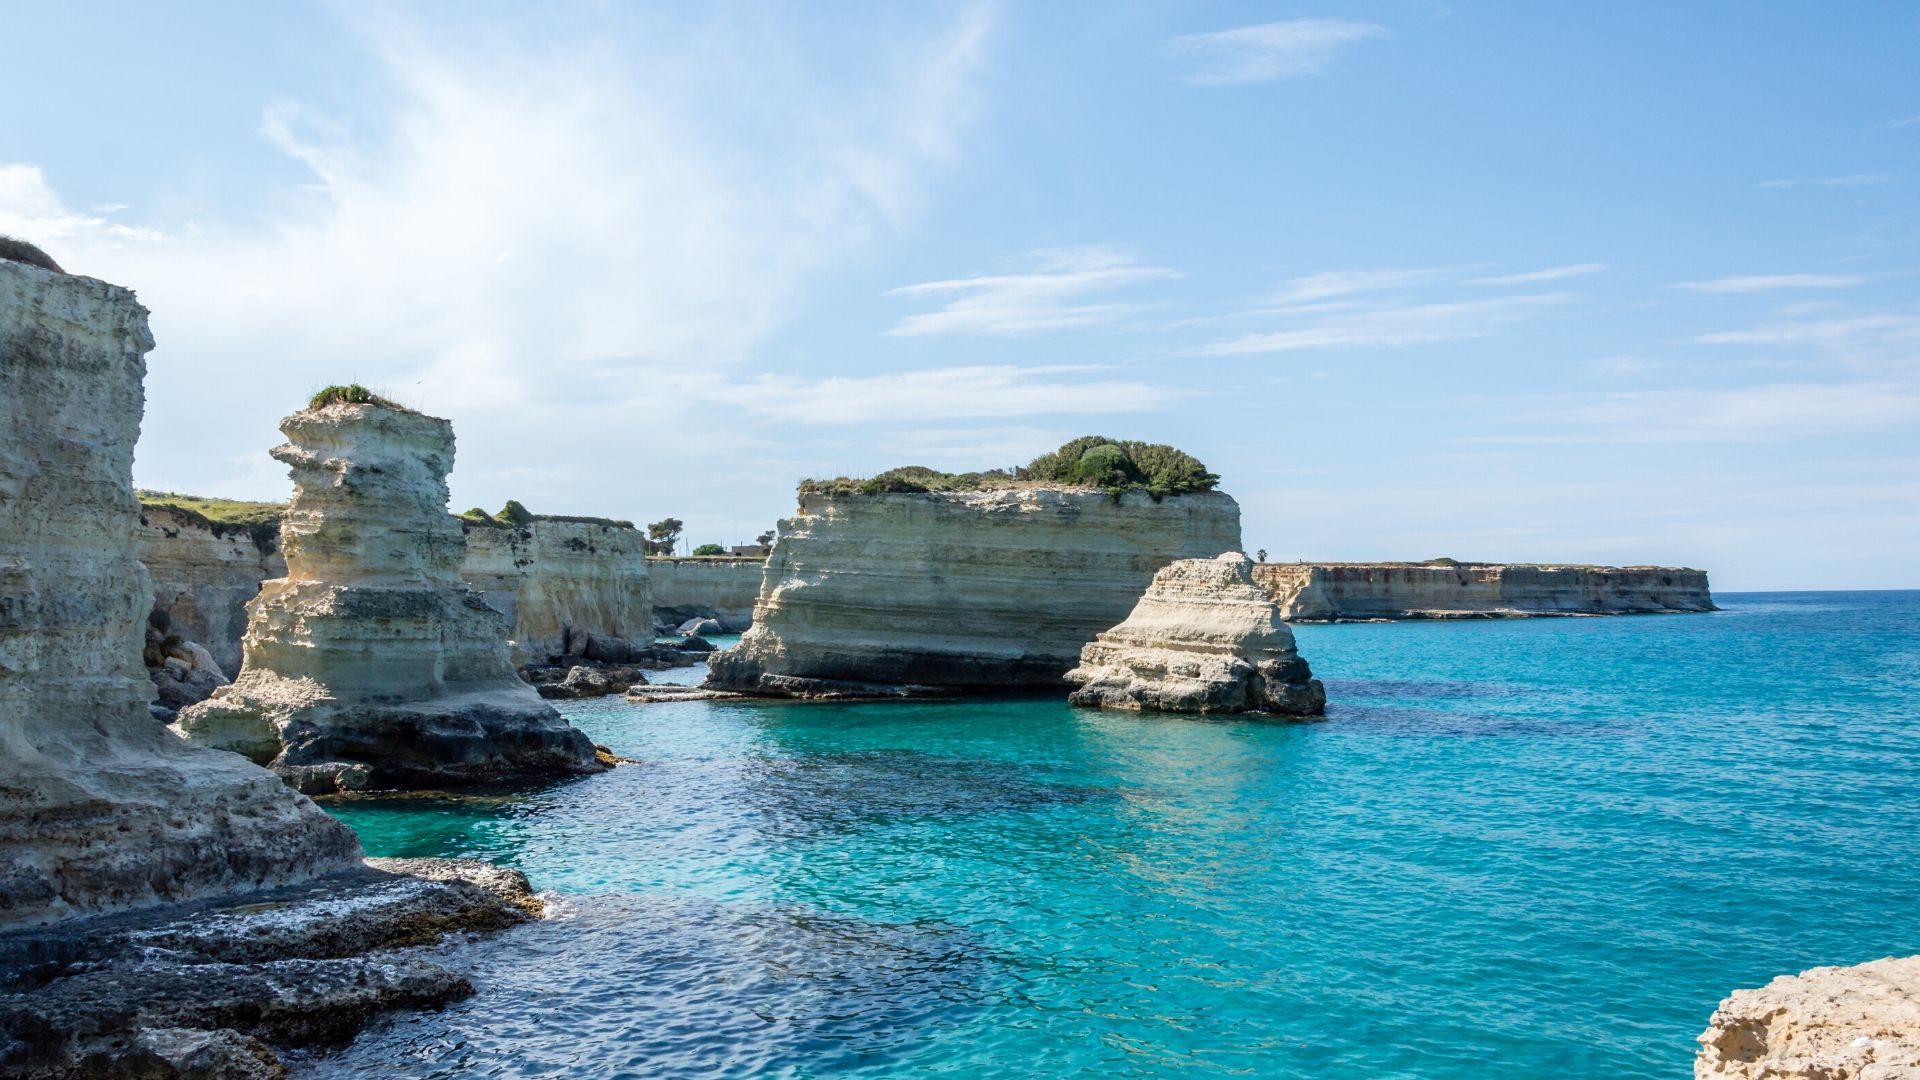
[1697,956,1920,1079]
[1067,553,1324,716]
[706,486,1242,697]
[1254,561,1715,621]
[176,400,602,793]
[0,260,362,928]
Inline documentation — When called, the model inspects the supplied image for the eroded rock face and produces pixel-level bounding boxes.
[175,402,601,793]
[1696,956,1920,1079]
[0,261,362,928]
[648,556,763,632]
[1254,562,1716,621]
[461,518,652,666]
[138,503,286,674]
[1066,553,1325,716]
[706,487,1242,697]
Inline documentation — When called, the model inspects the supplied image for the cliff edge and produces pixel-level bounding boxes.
[1697,956,1920,1079]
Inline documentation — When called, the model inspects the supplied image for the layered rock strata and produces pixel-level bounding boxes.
[0,260,362,928]
[138,500,286,674]
[1696,956,1920,1079]
[1066,553,1324,716]
[648,556,763,632]
[0,857,539,1077]
[707,487,1242,697]
[461,517,653,665]
[1253,562,1715,621]
[175,402,601,794]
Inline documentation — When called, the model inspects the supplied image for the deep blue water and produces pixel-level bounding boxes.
[313,592,1920,1078]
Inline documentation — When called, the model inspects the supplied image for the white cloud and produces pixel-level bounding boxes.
[1466,263,1607,285]
[884,246,1180,336]
[1557,381,1920,441]
[1267,265,1464,304]
[682,364,1175,423]
[1756,173,1895,189]
[1169,19,1387,86]
[1693,314,1920,346]
[1891,116,1920,129]
[1672,273,1869,293]
[0,164,166,253]
[1192,294,1566,355]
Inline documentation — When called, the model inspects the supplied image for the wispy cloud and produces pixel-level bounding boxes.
[0,164,166,251]
[1268,266,1466,304]
[1192,294,1567,355]
[686,364,1174,423]
[1466,263,1607,285]
[1556,381,1920,442]
[884,246,1180,336]
[1673,273,1870,294]
[1756,173,1895,189]
[1693,314,1920,346]
[1890,116,1920,129]
[1169,19,1387,86]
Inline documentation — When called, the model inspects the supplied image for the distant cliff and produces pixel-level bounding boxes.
[137,500,287,674]
[707,486,1243,697]
[647,557,763,632]
[1252,562,1715,621]
[462,518,652,664]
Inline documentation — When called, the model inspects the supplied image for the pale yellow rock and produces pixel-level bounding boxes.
[1254,562,1715,620]
[707,487,1242,696]
[174,401,601,793]
[1697,956,1920,1079]
[138,503,286,674]
[1066,553,1324,715]
[0,260,361,928]
[461,519,652,665]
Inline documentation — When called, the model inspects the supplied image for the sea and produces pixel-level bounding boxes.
[306,590,1920,1078]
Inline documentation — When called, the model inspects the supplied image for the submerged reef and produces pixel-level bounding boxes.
[1066,552,1324,716]
[174,400,602,794]
[707,483,1243,697]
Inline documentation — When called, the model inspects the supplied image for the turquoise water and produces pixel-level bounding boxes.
[314,593,1920,1078]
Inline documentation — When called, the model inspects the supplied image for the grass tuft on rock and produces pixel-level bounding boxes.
[137,490,285,552]
[307,384,414,412]
[0,235,63,273]
[799,436,1220,501]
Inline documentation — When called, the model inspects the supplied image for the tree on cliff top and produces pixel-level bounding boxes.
[690,543,726,556]
[646,518,684,555]
[0,236,63,273]
[797,436,1219,501]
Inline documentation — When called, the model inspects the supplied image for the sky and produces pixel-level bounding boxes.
[3,1,1916,590]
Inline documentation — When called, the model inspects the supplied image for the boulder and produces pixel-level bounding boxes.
[1697,956,1920,1079]
[676,617,724,637]
[1066,553,1325,716]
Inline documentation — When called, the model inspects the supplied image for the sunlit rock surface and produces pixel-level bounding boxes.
[0,260,361,928]
[461,517,653,665]
[1254,562,1715,620]
[707,487,1242,697]
[1066,553,1324,716]
[648,556,763,633]
[1697,956,1920,1079]
[138,502,286,675]
[175,401,601,793]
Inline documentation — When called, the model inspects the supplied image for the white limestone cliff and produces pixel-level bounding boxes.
[137,501,286,675]
[648,556,762,633]
[0,260,361,928]
[1066,553,1324,716]
[1696,956,1920,1079]
[174,400,602,793]
[706,487,1242,696]
[1254,562,1715,620]
[461,517,653,665]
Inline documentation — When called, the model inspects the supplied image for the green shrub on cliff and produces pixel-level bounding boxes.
[690,543,726,556]
[307,383,413,412]
[797,436,1219,500]
[136,490,284,552]
[0,235,63,273]
[497,499,535,526]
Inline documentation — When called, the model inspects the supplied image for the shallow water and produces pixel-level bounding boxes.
[315,592,1920,1078]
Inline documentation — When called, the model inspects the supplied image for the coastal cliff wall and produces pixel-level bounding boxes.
[461,519,652,664]
[707,487,1243,696]
[0,260,361,927]
[137,504,286,674]
[1252,562,1715,621]
[647,556,763,632]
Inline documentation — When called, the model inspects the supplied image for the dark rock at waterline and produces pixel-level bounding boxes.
[678,634,715,654]
[0,858,537,1079]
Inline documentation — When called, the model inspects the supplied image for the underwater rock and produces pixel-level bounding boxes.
[1697,955,1920,1079]
[1065,552,1324,716]
[0,259,362,929]
[174,400,602,794]
[707,487,1242,697]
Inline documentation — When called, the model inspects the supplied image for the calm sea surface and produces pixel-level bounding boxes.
[310,591,1920,1078]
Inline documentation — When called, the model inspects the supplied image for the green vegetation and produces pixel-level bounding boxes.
[0,235,62,273]
[798,436,1220,502]
[307,383,413,412]
[646,518,684,556]
[690,543,726,557]
[136,490,284,552]
[1424,557,1461,567]
[459,502,633,530]
[496,499,535,526]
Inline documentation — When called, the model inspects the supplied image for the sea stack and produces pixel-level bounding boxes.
[460,512,654,666]
[707,443,1242,697]
[175,393,603,793]
[1066,552,1325,716]
[1697,956,1920,1079]
[0,258,362,927]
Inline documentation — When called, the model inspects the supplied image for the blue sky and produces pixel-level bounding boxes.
[4,2,1916,589]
